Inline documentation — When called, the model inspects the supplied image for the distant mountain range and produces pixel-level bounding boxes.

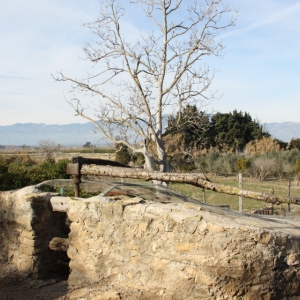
[0,123,102,147]
[0,122,299,146]
[265,122,300,142]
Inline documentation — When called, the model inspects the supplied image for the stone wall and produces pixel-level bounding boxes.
[67,196,300,299]
[1,186,300,299]
[0,186,69,278]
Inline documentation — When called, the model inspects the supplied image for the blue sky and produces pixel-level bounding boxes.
[0,0,299,126]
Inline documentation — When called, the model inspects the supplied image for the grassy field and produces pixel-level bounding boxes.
[0,149,116,161]
[170,174,300,215]
[55,152,116,161]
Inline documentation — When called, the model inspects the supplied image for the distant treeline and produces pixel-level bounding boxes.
[62,148,115,154]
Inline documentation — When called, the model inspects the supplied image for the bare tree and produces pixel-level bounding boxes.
[38,140,60,160]
[252,157,275,181]
[54,0,237,173]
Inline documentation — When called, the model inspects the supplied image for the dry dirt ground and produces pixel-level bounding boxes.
[0,262,158,300]
[0,262,68,300]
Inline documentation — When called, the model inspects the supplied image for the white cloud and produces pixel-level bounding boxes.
[221,1,300,39]
[1,0,300,125]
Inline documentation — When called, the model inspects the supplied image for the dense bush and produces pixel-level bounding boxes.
[0,155,70,191]
[132,153,145,167]
[288,138,300,150]
[236,158,251,173]
[295,159,300,185]
[169,153,196,172]
[115,144,131,165]
[115,144,146,167]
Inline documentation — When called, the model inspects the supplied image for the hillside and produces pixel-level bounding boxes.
[265,122,300,142]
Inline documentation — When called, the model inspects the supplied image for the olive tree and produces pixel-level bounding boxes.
[295,159,300,185]
[252,157,275,181]
[55,0,236,173]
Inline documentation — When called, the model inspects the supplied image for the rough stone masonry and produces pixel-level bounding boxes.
[1,185,300,299]
[0,186,69,278]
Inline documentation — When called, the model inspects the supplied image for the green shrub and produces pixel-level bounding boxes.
[236,158,251,173]
[115,144,131,165]
[0,155,70,191]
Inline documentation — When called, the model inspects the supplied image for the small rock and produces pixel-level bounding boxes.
[286,253,300,266]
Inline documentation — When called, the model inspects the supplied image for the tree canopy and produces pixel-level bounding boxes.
[288,138,300,150]
[211,110,269,152]
[166,108,270,152]
[55,0,237,173]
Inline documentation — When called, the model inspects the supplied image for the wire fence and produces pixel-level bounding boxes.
[170,174,300,218]
[40,173,300,219]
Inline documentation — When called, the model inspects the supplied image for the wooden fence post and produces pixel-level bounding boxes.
[269,188,274,214]
[202,188,206,203]
[239,173,243,212]
[288,178,291,212]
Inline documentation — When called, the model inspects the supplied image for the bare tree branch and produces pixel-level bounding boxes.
[55,0,237,175]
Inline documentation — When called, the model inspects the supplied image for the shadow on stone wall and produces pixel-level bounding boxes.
[29,198,70,279]
[0,188,70,299]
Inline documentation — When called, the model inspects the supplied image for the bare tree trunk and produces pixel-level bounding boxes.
[80,165,300,206]
[143,148,156,171]
[156,139,170,173]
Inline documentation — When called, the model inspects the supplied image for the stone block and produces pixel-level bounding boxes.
[130,256,138,264]
[18,236,43,247]
[100,204,114,219]
[19,230,37,239]
[191,286,210,298]
[69,260,91,275]
[91,290,120,300]
[137,222,150,237]
[207,222,224,233]
[198,219,207,232]
[69,287,89,299]
[17,257,33,272]
[164,214,177,232]
[67,245,78,259]
[15,215,32,231]
[19,244,40,256]
[182,202,202,211]
[153,257,169,270]
[175,242,198,251]
[275,234,287,246]
[286,253,300,266]
[111,202,124,218]
[85,217,100,228]
[195,271,215,286]
[183,215,202,234]
[108,252,125,262]
[259,232,272,244]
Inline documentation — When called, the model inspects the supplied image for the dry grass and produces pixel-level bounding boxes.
[170,174,300,214]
